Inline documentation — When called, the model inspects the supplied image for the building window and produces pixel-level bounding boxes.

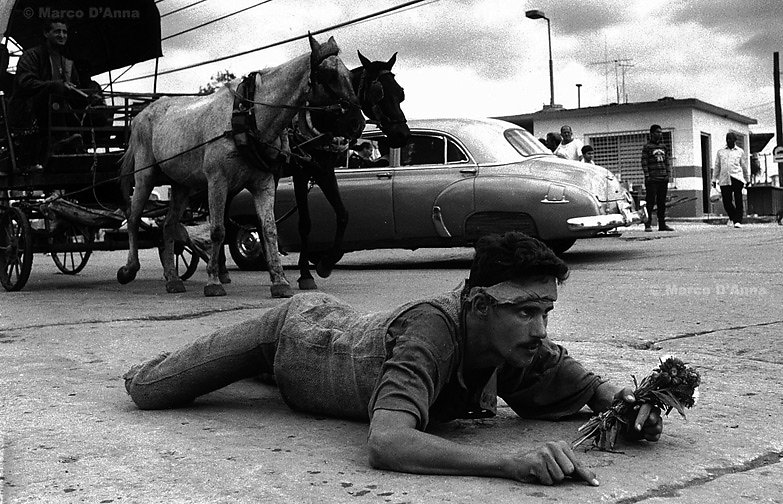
[588,131,673,186]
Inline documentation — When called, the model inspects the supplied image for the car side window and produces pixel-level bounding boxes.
[401,135,446,166]
[446,138,468,163]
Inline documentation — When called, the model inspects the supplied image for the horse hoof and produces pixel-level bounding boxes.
[204,284,227,297]
[117,267,137,285]
[219,273,232,284]
[315,259,334,279]
[270,283,294,298]
[166,279,186,293]
[298,277,317,290]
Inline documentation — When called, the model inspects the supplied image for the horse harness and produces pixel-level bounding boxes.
[230,70,356,177]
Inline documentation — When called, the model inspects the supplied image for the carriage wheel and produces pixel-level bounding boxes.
[158,243,200,281]
[0,207,34,291]
[51,222,94,275]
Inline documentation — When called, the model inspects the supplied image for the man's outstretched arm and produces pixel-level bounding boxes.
[367,409,599,486]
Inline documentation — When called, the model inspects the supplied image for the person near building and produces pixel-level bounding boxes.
[640,124,674,232]
[554,125,584,161]
[581,145,595,164]
[544,132,561,152]
[7,20,87,172]
[712,132,750,229]
[124,232,663,487]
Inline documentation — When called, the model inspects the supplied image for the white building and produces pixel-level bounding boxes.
[499,97,758,218]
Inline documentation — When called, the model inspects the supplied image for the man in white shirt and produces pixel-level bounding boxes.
[712,132,750,228]
[554,125,583,161]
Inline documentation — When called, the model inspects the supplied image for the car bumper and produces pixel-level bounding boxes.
[566,207,646,231]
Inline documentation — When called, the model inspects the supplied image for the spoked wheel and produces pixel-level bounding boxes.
[0,206,34,291]
[158,242,201,281]
[51,222,94,275]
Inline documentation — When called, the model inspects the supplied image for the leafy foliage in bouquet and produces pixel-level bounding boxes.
[573,356,701,451]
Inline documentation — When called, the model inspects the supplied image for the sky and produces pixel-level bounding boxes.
[97,0,781,133]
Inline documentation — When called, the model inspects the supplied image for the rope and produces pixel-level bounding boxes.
[50,131,229,202]
[227,86,347,113]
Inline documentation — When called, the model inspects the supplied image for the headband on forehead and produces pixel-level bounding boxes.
[465,278,558,305]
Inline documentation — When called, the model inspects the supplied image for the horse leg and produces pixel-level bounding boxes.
[249,175,293,298]
[293,173,317,290]
[218,201,231,284]
[204,180,228,297]
[314,169,347,279]
[218,246,231,284]
[117,155,156,285]
[161,186,189,293]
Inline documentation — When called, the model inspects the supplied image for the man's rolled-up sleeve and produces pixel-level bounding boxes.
[498,341,606,420]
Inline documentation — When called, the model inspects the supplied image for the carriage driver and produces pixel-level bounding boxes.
[7,20,87,172]
[124,232,663,486]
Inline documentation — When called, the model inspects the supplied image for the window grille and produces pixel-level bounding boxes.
[587,131,673,185]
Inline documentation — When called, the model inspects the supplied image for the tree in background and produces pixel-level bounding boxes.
[199,70,236,95]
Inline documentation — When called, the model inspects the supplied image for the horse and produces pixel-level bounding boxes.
[286,50,410,290]
[116,34,365,298]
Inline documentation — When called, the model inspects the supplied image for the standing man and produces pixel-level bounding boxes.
[712,132,750,229]
[640,124,674,232]
[554,125,583,161]
[7,20,85,172]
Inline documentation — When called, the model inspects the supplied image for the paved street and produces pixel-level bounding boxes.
[1,222,782,503]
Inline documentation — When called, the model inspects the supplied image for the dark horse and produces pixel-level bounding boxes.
[287,51,410,290]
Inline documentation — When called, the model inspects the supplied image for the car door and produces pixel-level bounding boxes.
[274,151,395,250]
[391,132,476,240]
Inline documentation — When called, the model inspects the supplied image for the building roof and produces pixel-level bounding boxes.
[496,97,758,129]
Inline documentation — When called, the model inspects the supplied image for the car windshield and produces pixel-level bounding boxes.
[504,128,552,156]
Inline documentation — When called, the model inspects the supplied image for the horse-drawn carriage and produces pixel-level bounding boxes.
[1,0,410,295]
[0,0,214,292]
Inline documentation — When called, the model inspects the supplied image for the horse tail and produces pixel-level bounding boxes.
[118,129,137,216]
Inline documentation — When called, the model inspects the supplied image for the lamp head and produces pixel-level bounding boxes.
[525,9,547,20]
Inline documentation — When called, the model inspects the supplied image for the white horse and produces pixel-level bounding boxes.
[117,35,364,297]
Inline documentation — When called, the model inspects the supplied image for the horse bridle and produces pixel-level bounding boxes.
[309,59,361,115]
[357,69,407,127]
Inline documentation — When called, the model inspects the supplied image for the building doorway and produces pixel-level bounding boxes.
[701,133,711,213]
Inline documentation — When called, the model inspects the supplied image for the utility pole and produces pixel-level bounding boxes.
[774,52,782,185]
[588,58,632,104]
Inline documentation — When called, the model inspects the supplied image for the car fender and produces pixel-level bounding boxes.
[431,177,475,238]
[471,172,601,240]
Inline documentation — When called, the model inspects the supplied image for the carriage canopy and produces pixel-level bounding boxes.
[1,0,162,76]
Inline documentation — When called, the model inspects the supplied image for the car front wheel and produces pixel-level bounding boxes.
[227,221,268,271]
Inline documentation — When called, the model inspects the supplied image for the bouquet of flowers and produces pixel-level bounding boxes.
[572,356,701,451]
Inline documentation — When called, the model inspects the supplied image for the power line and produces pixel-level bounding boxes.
[160,0,209,19]
[114,0,430,85]
[739,100,775,112]
[161,0,274,41]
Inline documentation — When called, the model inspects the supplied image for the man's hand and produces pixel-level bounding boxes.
[614,387,663,442]
[507,441,599,486]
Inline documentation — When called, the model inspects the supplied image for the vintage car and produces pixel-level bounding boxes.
[227,117,644,270]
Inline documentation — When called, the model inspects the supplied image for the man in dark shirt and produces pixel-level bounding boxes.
[7,20,85,171]
[124,232,663,486]
[640,124,674,232]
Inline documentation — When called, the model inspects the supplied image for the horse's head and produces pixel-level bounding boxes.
[306,34,365,150]
[355,51,410,149]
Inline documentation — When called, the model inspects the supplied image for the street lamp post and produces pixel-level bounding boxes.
[525,9,554,107]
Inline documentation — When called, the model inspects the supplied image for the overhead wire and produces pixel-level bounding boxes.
[161,0,274,42]
[160,0,209,19]
[114,0,431,85]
